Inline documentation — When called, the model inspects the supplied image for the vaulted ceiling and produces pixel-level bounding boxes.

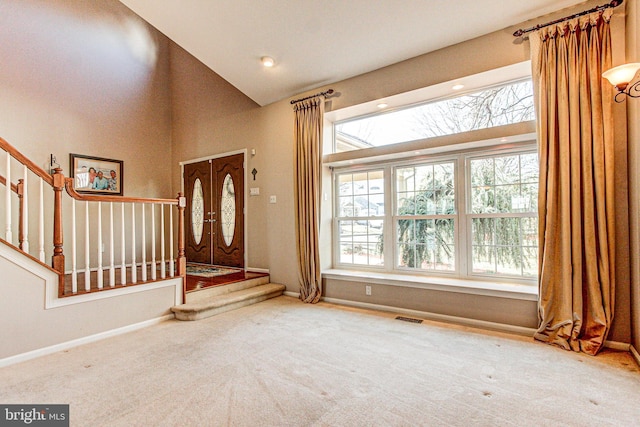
[119,0,587,106]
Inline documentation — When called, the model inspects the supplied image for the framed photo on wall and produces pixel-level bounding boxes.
[70,154,123,196]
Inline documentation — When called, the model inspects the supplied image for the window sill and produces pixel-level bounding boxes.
[322,269,538,301]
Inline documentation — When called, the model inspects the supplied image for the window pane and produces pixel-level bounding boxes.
[434,219,455,271]
[352,172,368,195]
[471,188,495,214]
[495,155,520,185]
[494,218,521,246]
[339,220,354,239]
[522,247,538,277]
[471,158,494,187]
[520,153,539,183]
[339,196,353,217]
[334,80,534,152]
[397,192,415,215]
[521,217,538,247]
[396,218,455,272]
[470,152,538,215]
[496,247,523,275]
[472,218,495,246]
[338,217,384,267]
[397,243,415,268]
[472,246,496,274]
[338,174,352,194]
[337,170,385,218]
[396,161,455,216]
[339,243,353,264]
[494,184,520,212]
[397,219,416,243]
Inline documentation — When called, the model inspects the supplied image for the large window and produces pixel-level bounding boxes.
[334,147,539,282]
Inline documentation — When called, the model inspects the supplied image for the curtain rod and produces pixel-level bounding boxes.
[290,89,334,105]
[513,0,623,37]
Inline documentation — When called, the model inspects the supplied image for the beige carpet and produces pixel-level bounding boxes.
[1,296,639,426]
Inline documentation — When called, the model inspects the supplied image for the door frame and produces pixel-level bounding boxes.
[180,149,248,268]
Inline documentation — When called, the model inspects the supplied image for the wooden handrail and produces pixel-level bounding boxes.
[0,174,19,193]
[63,177,178,205]
[0,137,54,186]
[1,138,186,297]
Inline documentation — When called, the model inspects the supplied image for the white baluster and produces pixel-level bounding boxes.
[22,165,29,253]
[97,202,103,289]
[109,202,115,287]
[84,201,90,291]
[5,152,12,243]
[121,203,126,285]
[151,204,156,280]
[169,204,174,277]
[160,203,166,279]
[38,178,45,262]
[131,204,137,283]
[141,204,147,282]
[71,198,77,293]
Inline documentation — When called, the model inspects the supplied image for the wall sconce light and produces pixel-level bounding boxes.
[602,63,640,102]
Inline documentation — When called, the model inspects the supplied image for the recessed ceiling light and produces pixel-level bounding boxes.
[377,102,388,109]
[452,84,465,90]
[261,56,275,67]
[500,138,508,142]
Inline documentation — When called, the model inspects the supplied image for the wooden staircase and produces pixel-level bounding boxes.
[171,274,285,321]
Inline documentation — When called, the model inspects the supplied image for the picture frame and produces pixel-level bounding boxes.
[69,154,124,196]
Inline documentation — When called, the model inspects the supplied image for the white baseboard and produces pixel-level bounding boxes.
[283,291,300,298]
[631,345,640,367]
[248,267,270,274]
[604,340,630,351]
[0,314,174,368]
[321,296,537,336]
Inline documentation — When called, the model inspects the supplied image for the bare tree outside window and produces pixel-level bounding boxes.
[334,80,534,152]
[411,81,534,139]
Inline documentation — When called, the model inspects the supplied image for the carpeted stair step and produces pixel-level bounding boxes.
[172,283,286,321]
[185,275,270,304]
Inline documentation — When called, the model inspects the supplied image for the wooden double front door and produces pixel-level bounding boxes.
[184,154,244,268]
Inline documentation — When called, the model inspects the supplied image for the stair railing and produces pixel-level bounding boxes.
[1,137,186,298]
[1,137,54,264]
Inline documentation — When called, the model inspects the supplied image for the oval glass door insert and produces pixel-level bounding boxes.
[191,178,204,245]
[221,173,236,246]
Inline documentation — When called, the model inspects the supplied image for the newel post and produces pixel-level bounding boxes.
[17,179,24,251]
[52,168,65,275]
[176,192,187,304]
[177,192,187,277]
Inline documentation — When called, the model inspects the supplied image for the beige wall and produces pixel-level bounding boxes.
[0,251,177,361]
[0,0,173,199]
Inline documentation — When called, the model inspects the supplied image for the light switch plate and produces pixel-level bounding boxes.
[250,187,260,196]
[269,195,277,204]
